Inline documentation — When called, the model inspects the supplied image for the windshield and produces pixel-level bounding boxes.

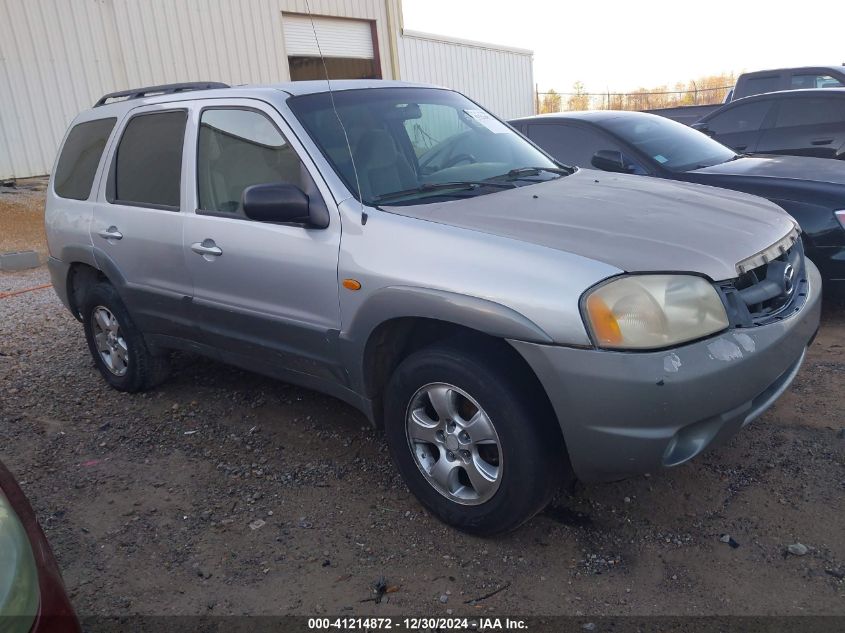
[602,114,737,172]
[288,87,563,205]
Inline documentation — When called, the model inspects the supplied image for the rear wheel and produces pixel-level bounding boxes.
[82,283,169,392]
[384,341,568,535]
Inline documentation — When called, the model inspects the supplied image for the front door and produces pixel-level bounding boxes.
[182,100,343,382]
[707,99,773,153]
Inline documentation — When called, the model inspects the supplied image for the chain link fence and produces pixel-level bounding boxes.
[536,84,734,113]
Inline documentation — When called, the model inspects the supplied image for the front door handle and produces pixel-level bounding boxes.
[811,138,833,145]
[97,226,123,240]
[191,239,223,257]
[734,145,747,151]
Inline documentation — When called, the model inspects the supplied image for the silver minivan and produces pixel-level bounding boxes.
[46,80,821,534]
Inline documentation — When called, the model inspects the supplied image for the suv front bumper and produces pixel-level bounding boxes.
[509,259,822,483]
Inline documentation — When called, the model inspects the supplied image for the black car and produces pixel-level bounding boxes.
[691,89,845,160]
[510,110,845,293]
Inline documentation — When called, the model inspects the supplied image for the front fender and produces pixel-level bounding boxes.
[339,285,554,395]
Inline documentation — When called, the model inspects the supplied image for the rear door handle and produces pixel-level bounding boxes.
[191,239,223,257]
[811,138,833,145]
[97,226,123,240]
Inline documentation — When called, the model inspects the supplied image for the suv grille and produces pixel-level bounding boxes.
[718,237,808,327]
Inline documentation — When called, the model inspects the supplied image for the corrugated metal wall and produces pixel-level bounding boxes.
[398,30,534,121]
[0,0,395,179]
[0,0,534,179]
[0,0,128,180]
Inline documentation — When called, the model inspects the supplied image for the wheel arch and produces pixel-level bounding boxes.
[62,245,127,321]
[347,287,560,444]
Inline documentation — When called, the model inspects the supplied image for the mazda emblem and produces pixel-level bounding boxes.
[783,264,795,295]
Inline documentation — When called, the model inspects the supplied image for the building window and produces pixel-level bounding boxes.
[288,56,379,81]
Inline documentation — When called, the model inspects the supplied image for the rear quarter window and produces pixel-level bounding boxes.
[53,118,116,200]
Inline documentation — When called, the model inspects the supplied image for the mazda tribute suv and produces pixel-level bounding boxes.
[46,80,821,534]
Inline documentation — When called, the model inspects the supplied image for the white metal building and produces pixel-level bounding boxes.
[0,0,535,179]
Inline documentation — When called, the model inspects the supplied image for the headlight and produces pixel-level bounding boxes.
[583,275,730,350]
[0,490,39,628]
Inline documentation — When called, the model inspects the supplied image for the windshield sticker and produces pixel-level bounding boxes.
[654,154,669,164]
[463,109,510,134]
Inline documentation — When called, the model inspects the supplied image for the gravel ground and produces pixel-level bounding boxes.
[1,190,844,617]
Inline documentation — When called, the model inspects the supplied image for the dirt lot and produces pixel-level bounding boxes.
[1,186,843,617]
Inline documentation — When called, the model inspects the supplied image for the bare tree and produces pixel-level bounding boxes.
[566,81,590,111]
[538,71,737,114]
[539,89,562,114]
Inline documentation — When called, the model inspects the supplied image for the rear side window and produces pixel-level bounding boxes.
[707,101,771,135]
[110,110,187,209]
[790,74,844,89]
[775,97,845,127]
[54,118,116,200]
[743,75,780,97]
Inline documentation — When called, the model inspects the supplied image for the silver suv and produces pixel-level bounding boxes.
[46,80,821,534]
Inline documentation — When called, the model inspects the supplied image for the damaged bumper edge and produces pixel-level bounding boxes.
[510,259,822,483]
[47,256,72,313]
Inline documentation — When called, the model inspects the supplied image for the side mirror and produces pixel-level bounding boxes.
[591,150,633,174]
[242,183,311,224]
[692,122,714,136]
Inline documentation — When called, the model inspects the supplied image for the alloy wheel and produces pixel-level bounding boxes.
[91,306,129,376]
[405,382,502,505]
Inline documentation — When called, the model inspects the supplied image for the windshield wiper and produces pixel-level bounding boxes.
[487,165,575,182]
[371,181,515,204]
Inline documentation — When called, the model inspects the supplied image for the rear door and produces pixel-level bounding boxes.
[705,99,774,153]
[182,99,343,381]
[91,105,196,340]
[755,95,845,158]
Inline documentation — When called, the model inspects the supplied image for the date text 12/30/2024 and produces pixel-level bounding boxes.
[308,618,529,630]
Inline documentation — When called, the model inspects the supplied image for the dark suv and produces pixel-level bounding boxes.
[693,89,845,160]
[727,66,845,101]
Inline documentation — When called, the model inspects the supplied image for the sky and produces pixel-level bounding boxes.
[402,0,845,94]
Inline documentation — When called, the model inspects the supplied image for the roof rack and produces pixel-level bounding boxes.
[94,82,230,107]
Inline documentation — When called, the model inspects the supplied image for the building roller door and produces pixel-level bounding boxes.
[283,14,380,80]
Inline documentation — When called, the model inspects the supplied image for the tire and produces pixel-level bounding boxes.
[384,341,569,535]
[81,282,170,392]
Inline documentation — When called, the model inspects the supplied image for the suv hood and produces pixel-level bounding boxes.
[383,169,796,281]
[690,154,845,185]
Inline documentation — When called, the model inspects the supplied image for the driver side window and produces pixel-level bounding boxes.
[528,123,647,174]
[197,108,303,214]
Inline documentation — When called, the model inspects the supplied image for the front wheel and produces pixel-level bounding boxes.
[384,342,568,535]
